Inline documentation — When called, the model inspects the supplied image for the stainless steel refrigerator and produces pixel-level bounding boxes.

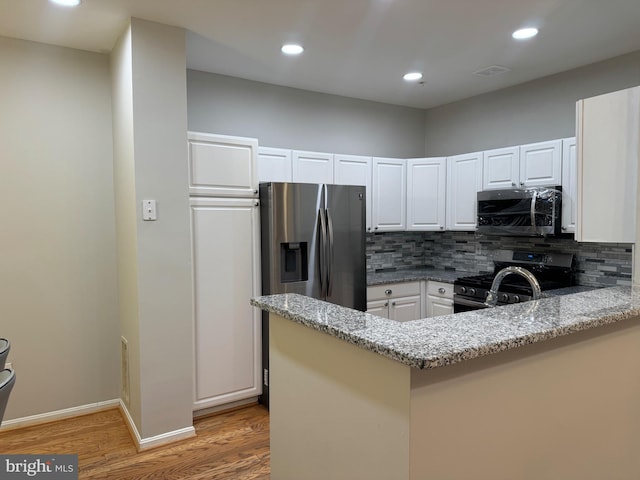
[259,182,366,406]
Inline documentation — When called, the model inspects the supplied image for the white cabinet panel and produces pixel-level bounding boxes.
[425,281,453,318]
[292,150,334,184]
[334,154,373,232]
[188,132,258,197]
[367,282,421,321]
[406,158,447,231]
[389,296,421,322]
[446,153,483,231]
[482,147,519,190]
[372,157,406,232]
[190,197,261,410]
[576,87,639,243]
[561,137,577,234]
[258,146,292,183]
[519,140,562,187]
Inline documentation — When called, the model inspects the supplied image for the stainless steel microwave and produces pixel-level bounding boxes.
[476,186,562,236]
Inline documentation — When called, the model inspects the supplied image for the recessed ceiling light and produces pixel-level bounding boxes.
[281,44,304,55]
[403,72,423,81]
[512,27,538,40]
[49,0,81,6]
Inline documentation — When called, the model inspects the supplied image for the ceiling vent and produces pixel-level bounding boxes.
[473,65,511,77]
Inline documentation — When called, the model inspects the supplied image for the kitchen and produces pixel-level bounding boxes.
[2,1,640,478]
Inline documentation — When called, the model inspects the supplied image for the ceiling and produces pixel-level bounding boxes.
[2,0,640,108]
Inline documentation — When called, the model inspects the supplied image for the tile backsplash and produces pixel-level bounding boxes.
[366,231,632,287]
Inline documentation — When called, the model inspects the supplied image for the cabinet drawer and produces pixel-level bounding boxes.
[426,281,453,299]
[368,281,420,301]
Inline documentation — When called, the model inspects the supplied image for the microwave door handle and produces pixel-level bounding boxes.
[530,189,537,229]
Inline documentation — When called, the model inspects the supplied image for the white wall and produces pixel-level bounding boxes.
[187,70,426,158]
[423,50,640,156]
[0,36,119,419]
[112,19,194,440]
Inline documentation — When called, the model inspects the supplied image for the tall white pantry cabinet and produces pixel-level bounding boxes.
[187,132,262,412]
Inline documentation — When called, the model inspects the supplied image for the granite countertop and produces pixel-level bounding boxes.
[367,268,471,285]
[251,286,639,369]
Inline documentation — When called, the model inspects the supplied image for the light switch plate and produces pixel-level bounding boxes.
[142,200,157,221]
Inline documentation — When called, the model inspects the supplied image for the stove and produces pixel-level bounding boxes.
[453,250,575,312]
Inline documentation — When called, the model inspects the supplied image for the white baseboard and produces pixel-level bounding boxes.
[193,396,259,418]
[118,400,196,452]
[0,399,120,431]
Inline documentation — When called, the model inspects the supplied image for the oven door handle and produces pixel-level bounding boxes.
[453,295,489,308]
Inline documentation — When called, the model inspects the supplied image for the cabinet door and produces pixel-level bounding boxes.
[446,153,483,230]
[258,146,292,183]
[292,150,334,184]
[334,154,373,232]
[483,146,520,190]
[190,197,262,411]
[188,132,258,197]
[426,294,454,318]
[366,299,389,318]
[406,158,447,231]
[372,157,407,232]
[519,140,562,187]
[561,138,577,234]
[389,295,422,322]
[577,87,639,243]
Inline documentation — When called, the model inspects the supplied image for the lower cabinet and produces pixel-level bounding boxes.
[425,281,454,317]
[190,197,262,411]
[367,282,422,322]
[367,280,454,321]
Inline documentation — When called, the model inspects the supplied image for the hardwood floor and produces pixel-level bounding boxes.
[0,404,270,479]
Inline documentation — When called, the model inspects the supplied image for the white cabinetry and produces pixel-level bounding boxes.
[292,150,334,184]
[406,158,447,231]
[561,137,577,234]
[446,152,483,231]
[576,87,640,243]
[425,281,454,318]
[258,146,292,183]
[334,154,373,232]
[190,197,261,411]
[482,146,520,190]
[519,140,562,187]
[367,282,422,322]
[187,132,258,197]
[482,141,561,190]
[372,157,407,232]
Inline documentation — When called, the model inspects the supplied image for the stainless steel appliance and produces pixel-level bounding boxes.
[477,186,562,237]
[259,182,366,406]
[453,250,574,312]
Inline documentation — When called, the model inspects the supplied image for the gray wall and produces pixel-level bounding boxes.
[424,50,640,156]
[187,70,426,158]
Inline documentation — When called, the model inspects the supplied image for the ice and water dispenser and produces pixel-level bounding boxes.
[280,242,308,283]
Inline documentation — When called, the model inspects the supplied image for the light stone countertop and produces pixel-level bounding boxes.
[251,286,639,369]
[367,268,468,285]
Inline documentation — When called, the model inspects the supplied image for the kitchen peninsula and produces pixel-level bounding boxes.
[252,287,640,480]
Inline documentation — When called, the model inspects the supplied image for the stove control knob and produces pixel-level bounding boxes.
[468,288,476,296]
[513,295,521,303]
[501,293,509,302]
[459,287,467,294]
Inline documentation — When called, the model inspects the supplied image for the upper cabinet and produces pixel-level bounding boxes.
[482,140,561,190]
[188,132,258,198]
[292,150,334,184]
[406,157,447,231]
[576,87,640,243]
[519,140,562,188]
[372,157,406,232]
[561,137,577,234]
[446,152,483,231]
[258,146,292,183]
[482,146,519,190]
[334,154,373,232]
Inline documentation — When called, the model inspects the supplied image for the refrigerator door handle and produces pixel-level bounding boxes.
[318,207,328,298]
[326,208,334,297]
